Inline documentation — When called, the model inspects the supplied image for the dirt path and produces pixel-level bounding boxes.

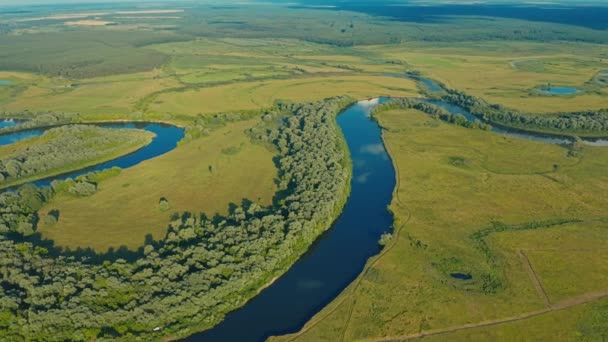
[360,290,608,342]
[518,249,551,307]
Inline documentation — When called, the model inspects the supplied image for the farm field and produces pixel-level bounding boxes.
[273,108,608,341]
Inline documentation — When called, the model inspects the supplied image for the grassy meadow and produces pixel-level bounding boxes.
[273,108,608,341]
[37,120,277,252]
[147,75,418,117]
[366,41,608,113]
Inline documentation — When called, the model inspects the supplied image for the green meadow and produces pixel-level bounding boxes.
[273,108,608,342]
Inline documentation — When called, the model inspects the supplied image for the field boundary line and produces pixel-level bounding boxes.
[518,249,551,307]
[358,290,608,342]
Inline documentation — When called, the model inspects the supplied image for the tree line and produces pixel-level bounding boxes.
[0,97,354,341]
[441,89,608,135]
[0,111,77,135]
[372,97,492,130]
[0,125,151,186]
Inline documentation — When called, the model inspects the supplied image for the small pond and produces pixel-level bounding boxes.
[0,80,14,86]
[537,86,582,95]
[450,273,473,280]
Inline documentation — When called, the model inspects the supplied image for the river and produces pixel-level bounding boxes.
[187,98,397,342]
[1,94,607,341]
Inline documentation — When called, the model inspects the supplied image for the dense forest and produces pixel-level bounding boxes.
[0,125,153,186]
[0,31,173,79]
[440,89,608,135]
[0,97,353,340]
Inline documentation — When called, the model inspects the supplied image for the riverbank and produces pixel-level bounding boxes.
[272,105,608,341]
[186,98,396,341]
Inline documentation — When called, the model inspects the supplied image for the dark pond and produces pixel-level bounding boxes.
[188,98,396,342]
[450,273,473,280]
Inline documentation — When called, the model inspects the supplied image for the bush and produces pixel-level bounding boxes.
[159,197,170,212]
[378,232,393,246]
[68,181,97,197]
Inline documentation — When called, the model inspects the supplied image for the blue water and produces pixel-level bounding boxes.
[0,129,43,146]
[600,72,608,77]
[386,73,442,92]
[34,123,184,187]
[189,98,396,342]
[426,100,575,145]
[421,78,442,92]
[0,119,19,130]
[0,122,184,186]
[538,87,581,95]
[450,273,473,280]
[0,80,13,86]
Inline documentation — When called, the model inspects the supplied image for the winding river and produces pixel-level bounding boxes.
[0,122,184,187]
[1,92,607,341]
[188,98,396,342]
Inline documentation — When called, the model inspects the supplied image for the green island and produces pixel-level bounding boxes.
[0,1,608,341]
[0,125,155,189]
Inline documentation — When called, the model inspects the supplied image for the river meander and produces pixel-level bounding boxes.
[1,94,606,341]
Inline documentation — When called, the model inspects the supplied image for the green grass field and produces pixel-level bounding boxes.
[367,41,608,113]
[148,75,418,116]
[38,119,277,251]
[273,108,608,342]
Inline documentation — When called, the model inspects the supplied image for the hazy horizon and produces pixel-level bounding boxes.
[4,0,608,6]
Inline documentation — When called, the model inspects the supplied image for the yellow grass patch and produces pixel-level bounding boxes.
[150,75,418,116]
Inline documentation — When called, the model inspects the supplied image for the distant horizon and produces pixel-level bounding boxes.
[4,0,608,6]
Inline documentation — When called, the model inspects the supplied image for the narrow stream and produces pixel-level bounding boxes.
[424,99,608,147]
